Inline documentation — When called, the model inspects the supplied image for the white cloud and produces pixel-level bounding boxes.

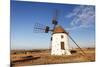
[66,5,95,30]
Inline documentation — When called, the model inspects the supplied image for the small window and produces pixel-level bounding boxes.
[51,37,52,41]
[61,35,64,38]
[61,42,65,50]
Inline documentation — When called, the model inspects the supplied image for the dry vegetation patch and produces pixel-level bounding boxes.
[11,48,95,67]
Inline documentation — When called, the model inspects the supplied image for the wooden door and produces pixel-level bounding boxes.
[61,42,65,50]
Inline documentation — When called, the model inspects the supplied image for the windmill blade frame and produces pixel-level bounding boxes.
[52,9,59,28]
[33,23,51,33]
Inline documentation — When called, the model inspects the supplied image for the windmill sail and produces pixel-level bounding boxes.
[33,23,47,33]
[52,9,58,28]
[33,23,50,33]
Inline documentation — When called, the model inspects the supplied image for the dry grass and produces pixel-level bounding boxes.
[11,48,95,67]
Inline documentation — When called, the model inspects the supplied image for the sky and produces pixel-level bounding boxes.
[11,0,95,49]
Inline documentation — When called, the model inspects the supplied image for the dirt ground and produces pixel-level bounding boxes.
[11,48,95,67]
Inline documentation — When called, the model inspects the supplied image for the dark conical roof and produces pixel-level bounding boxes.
[53,25,67,34]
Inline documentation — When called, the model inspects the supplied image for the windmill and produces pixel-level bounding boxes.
[34,10,71,55]
[33,9,92,61]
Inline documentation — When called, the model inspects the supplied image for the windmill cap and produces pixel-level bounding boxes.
[53,25,68,34]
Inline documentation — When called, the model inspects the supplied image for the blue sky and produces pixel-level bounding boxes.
[11,1,95,49]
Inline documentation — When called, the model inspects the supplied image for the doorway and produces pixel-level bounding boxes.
[61,42,65,50]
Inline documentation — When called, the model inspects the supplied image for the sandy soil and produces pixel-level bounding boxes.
[11,48,95,67]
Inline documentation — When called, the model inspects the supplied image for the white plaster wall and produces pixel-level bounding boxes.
[51,33,71,55]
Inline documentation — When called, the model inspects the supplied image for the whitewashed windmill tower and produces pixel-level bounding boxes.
[34,10,71,55]
[51,25,71,55]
